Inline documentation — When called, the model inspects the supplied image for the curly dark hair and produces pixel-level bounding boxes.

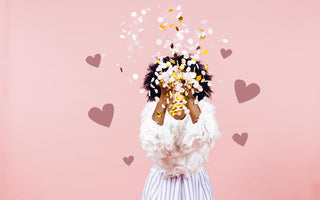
[142,54,214,102]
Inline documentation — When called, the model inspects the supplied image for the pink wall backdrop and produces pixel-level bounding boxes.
[1,0,320,199]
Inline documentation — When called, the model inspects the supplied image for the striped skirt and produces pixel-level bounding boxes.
[140,165,215,200]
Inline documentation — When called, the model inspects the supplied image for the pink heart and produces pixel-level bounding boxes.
[123,155,134,166]
[220,48,232,59]
[232,132,248,146]
[88,103,114,127]
[86,53,101,67]
[235,79,260,103]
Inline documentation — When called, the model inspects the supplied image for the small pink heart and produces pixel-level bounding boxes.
[220,48,232,59]
[88,103,114,127]
[232,132,248,146]
[123,155,134,166]
[86,53,101,67]
[235,79,260,103]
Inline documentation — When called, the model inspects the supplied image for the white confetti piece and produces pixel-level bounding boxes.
[187,38,193,44]
[141,9,146,15]
[134,39,140,45]
[120,21,126,26]
[176,32,184,41]
[131,12,137,18]
[176,12,182,19]
[156,38,163,45]
[207,81,212,86]
[120,35,126,39]
[127,30,132,36]
[138,28,144,32]
[131,34,137,40]
[138,16,143,23]
[176,5,182,10]
[208,28,213,34]
[201,19,207,24]
[161,104,166,108]
[222,38,228,43]
[155,96,160,102]
[146,7,151,11]
[158,17,164,22]
[132,73,139,80]
[139,89,145,93]
[121,28,127,33]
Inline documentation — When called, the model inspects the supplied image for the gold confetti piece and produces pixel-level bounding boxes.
[178,16,183,22]
[200,35,206,40]
[160,24,167,30]
[175,26,179,31]
[168,8,174,12]
[191,58,197,62]
[158,59,161,64]
[196,75,202,82]
[205,64,208,70]
[170,59,175,64]
[179,65,185,70]
[196,46,201,50]
[169,23,174,27]
[120,67,123,72]
[174,52,178,57]
[170,43,174,49]
[199,28,204,32]
[156,111,162,117]
[202,50,208,54]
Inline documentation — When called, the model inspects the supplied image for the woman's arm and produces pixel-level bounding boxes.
[185,88,201,124]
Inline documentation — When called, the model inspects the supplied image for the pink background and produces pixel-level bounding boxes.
[1,0,320,199]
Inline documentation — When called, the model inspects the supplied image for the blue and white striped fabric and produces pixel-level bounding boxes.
[140,165,215,200]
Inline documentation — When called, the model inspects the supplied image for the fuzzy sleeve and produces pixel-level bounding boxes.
[139,101,176,161]
[179,99,222,154]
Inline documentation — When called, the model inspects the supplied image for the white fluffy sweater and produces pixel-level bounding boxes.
[139,97,222,179]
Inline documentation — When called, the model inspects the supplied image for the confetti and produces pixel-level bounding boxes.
[168,8,174,12]
[222,38,228,43]
[208,28,213,34]
[133,73,139,80]
[187,38,193,44]
[202,50,208,54]
[120,67,123,72]
[141,9,147,15]
[176,5,182,10]
[158,17,164,22]
[176,32,184,40]
[120,35,126,39]
[175,26,179,31]
[156,38,163,45]
[131,12,137,18]
[178,16,183,22]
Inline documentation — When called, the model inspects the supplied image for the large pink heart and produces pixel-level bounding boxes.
[235,79,260,103]
[232,132,248,146]
[123,155,134,166]
[86,53,101,68]
[220,48,232,59]
[88,103,114,127]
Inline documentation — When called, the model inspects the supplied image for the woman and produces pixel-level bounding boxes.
[139,55,222,200]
